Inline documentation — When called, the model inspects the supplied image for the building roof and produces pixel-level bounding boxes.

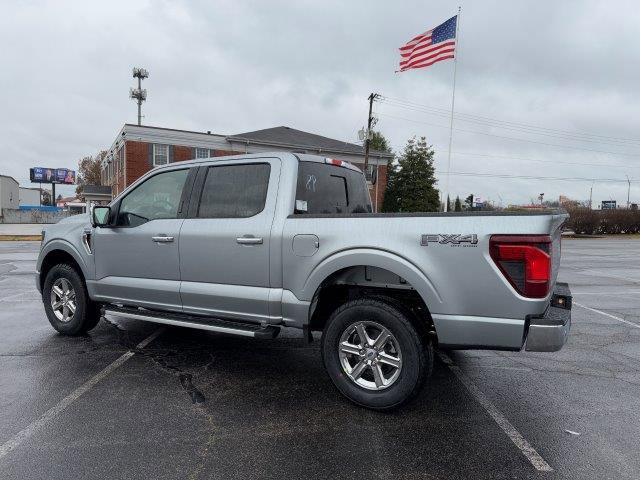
[83,185,112,196]
[57,196,80,204]
[0,175,19,184]
[227,126,394,158]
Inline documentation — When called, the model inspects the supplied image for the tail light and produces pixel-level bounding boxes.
[489,235,552,298]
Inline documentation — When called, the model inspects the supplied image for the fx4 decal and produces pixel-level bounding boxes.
[421,234,478,247]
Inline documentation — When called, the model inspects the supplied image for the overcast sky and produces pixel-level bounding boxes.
[1,0,639,205]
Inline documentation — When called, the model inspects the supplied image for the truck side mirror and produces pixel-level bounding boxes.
[91,206,111,228]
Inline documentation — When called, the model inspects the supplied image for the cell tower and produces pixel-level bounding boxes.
[130,67,149,125]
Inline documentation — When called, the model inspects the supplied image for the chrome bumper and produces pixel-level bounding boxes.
[525,282,572,352]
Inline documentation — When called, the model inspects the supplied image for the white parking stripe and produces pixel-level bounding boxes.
[574,302,640,329]
[0,327,164,460]
[572,290,640,296]
[0,291,33,302]
[438,352,553,472]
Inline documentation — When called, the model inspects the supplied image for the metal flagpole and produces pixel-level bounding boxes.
[444,6,461,212]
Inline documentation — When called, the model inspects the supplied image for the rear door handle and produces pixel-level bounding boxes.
[152,235,174,243]
[236,236,263,245]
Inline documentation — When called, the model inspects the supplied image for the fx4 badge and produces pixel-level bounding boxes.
[421,234,478,247]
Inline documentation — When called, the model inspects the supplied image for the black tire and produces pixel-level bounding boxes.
[321,298,433,411]
[42,263,101,336]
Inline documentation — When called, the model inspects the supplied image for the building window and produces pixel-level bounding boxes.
[118,147,124,174]
[365,164,377,182]
[153,144,169,166]
[195,147,209,159]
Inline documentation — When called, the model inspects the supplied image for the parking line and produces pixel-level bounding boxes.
[0,327,164,460]
[0,291,33,302]
[438,352,553,472]
[574,302,640,329]
[572,290,640,296]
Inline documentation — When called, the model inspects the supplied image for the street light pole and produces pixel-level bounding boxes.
[626,174,631,208]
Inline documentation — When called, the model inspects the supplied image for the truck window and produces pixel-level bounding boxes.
[295,161,372,214]
[198,163,270,218]
[117,168,189,227]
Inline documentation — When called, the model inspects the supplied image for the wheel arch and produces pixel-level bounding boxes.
[38,241,89,292]
[303,249,442,335]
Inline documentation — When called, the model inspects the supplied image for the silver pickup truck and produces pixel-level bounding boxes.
[36,152,572,410]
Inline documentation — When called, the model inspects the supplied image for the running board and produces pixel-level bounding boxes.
[102,305,280,339]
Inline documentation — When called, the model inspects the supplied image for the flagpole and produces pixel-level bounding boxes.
[444,6,461,212]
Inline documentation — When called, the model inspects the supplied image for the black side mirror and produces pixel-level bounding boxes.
[91,206,111,228]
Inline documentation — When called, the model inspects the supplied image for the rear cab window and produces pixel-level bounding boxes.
[295,161,372,214]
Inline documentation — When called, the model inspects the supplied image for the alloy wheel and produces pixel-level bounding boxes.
[338,321,402,390]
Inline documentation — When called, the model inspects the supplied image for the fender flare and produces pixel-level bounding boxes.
[38,239,90,281]
[301,248,443,311]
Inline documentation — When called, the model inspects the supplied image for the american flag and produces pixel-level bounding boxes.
[399,15,457,72]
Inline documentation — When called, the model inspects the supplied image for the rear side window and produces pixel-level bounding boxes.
[295,161,372,214]
[198,163,270,218]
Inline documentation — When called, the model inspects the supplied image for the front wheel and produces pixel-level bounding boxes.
[321,298,432,411]
[43,263,101,335]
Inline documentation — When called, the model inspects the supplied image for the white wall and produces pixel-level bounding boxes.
[0,176,19,210]
[19,187,41,206]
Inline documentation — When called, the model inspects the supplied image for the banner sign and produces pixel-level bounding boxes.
[30,167,76,185]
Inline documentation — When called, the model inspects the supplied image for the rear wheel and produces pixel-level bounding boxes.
[321,298,432,410]
[43,264,100,335]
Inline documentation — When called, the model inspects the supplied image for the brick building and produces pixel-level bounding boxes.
[103,124,393,211]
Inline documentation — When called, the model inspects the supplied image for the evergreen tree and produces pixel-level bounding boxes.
[464,194,474,210]
[454,195,462,212]
[382,137,439,212]
[369,131,392,154]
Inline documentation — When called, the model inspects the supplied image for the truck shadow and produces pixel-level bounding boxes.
[108,322,541,480]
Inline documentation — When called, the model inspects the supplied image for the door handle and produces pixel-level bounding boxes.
[236,236,263,245]
[152,235,174,243]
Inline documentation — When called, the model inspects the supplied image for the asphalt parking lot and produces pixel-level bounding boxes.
[0,239,639,479]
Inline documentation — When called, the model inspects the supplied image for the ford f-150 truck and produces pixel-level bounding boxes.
[36,152,572,410]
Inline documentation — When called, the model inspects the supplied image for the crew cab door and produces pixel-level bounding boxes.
[91,167,193,311]
[179,158,280,323]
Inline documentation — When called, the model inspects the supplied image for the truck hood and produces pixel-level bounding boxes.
[42,214,91,245]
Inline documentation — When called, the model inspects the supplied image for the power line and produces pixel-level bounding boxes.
[385,141,640,170]
[379,112,640,158]
[439,149,640,170]
[380,100,640,148]
[379,96,640,147]
[436,171,638,183]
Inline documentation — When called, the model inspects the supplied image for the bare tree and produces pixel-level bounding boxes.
[76,150,106,196]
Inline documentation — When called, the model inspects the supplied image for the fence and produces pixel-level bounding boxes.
[0,208,72,224]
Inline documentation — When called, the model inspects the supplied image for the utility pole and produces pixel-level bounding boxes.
[130,68,149,126]
[589,182,594,209]
[626,174,631,208]
[363,93,380,173]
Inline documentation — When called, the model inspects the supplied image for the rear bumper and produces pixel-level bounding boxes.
[524,282,572,352]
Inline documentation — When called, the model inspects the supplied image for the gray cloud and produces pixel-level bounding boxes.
[1,0,638,204]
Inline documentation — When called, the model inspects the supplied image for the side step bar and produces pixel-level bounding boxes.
[102,305,280,339]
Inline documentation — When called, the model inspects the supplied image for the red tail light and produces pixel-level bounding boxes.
[489,235,552,298]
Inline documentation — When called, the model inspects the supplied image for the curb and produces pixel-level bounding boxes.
[0,235,43,241]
